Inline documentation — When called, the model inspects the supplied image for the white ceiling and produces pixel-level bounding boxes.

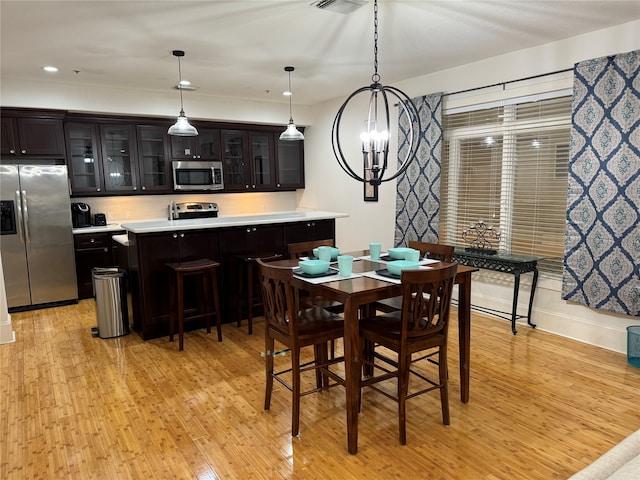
[1,0,639,106]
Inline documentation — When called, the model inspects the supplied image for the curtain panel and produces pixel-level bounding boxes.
[562,50,640,316]
[394,93,443,247]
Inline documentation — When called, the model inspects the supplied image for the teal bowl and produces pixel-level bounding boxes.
[387,260,419,276]
[299,259,330,275]
[312,247,340,260]
[387,247,413,260]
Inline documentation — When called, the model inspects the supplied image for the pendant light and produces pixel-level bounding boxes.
[168,50,198,137]
[279,66,304,141]
[331,0,421,191]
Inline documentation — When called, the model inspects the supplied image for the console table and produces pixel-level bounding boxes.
[452,248,541,334]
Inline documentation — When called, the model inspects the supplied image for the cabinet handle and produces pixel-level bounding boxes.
[9,149,16,154]
[90,238,95,243]
[277,183,281,188]
[179,233,184,238]
[21,149,27,154]
[252,227,257,232]
[141,186,146,190]
[172,233,178,239]
[133,187,137,190]
[245,185,249,189]
[246,228,251,233]
[306,222,311,227]
[97,188,101,192]
[103,247,108,253]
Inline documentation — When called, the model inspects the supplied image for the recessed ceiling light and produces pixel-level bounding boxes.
[283,90,292,96]
[43,66,58,73]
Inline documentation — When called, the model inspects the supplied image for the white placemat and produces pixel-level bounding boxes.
[294,270,361,284]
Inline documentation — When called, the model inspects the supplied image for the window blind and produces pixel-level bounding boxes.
[440,95,572,276]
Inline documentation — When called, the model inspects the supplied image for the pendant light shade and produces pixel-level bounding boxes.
[168,50,198,137]
[280,66,304,141]
[331,0,421,196]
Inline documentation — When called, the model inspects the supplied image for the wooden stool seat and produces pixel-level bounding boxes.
[236,253,283,334]
[167,258,222,351]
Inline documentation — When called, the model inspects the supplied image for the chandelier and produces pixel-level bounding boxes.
[331,0,421,199]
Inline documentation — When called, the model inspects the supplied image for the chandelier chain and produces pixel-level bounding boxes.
[372,0,379,83]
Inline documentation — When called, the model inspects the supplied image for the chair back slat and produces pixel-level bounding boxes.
[408,240,455,262]
[257,260,300,337]
[400,263,458,340]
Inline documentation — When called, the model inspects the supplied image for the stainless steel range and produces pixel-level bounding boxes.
[168,201,219,220]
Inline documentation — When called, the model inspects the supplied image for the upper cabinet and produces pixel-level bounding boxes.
[1,109,66,158]
[136,125,171,193]
[100,124,138,193]
[65,122,103,194]
[170,126,220,160]
[274,134,305,190]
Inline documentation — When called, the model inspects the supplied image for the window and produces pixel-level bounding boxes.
[440,95,572,276]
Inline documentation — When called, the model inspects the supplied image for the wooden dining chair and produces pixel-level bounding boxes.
[360,263,458,445]
[257,259,346,437]
[288,239,345,358]
[373,241,455,313]
[287,239,335,259]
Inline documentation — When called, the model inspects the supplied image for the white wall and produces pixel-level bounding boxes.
[2,20,638,353]
[302,20,640,353]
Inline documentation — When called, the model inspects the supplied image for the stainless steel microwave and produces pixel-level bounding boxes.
[172,161,224,191]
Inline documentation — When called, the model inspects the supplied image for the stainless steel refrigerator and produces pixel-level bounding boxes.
[0,164,78,309]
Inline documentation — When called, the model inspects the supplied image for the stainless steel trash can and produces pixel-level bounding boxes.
[92,267,129,339]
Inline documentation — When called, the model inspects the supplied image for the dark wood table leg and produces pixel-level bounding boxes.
[458,272,471,404]
[343,298,360,454]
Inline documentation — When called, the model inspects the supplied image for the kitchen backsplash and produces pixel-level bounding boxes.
[73,191,300,224]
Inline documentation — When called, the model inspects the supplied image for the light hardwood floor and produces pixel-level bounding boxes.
[1,300,638,479]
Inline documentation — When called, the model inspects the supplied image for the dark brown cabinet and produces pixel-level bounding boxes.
[274,134,305,190]
[74,231,125,299]
[218,224,285,320]
[1,112,66,158]
[128,229,218,340]
[284,219,336,246]
[136,125,172,193]
[170,126,220,160]
[65,123,103,194]
[100,124,138,193]
[221,130,277,191]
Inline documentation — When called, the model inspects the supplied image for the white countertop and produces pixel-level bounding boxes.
[72,223,125,235]
[119,211,349,234]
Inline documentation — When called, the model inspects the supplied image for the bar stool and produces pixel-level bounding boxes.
[167,258,222,351]
[236,253,283,334]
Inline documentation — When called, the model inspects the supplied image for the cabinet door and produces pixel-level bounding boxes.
[249,132,274,190]
[65,123,104,194]
[283,219,336,248]
[137,125,171,193]
[100,125,138,193]
[169,127,220,160]
[1,116,65,157]
[275,134,305,190]
[74,233,115,299]
[221,130,250,191]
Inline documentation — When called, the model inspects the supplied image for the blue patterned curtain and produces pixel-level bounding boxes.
[394,93,443,247]
[562,50,640,316]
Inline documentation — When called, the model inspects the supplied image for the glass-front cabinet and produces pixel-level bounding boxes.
[222,130,250,191]
[249,132,274,190]
[100,125,137,193]
[65,123,103,194]
[170,127,220,160]
[137,125,171,192]
[275,134,304,189]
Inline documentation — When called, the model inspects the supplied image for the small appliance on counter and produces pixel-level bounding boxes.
[93,213,107,226]
[71,202,92,228]
[168,201,219,220]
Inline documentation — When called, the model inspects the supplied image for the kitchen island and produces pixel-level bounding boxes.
[120,211,348,340]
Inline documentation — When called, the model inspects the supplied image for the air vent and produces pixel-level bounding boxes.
[311,0,367,14]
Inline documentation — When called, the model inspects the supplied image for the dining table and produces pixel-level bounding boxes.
[270,249,478,454]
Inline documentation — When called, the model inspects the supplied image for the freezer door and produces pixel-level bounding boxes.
[19,165,78,305]
[0,165,31,307]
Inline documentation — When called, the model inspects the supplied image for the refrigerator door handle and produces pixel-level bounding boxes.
[21,190,31,244]
[15,190,25,244]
